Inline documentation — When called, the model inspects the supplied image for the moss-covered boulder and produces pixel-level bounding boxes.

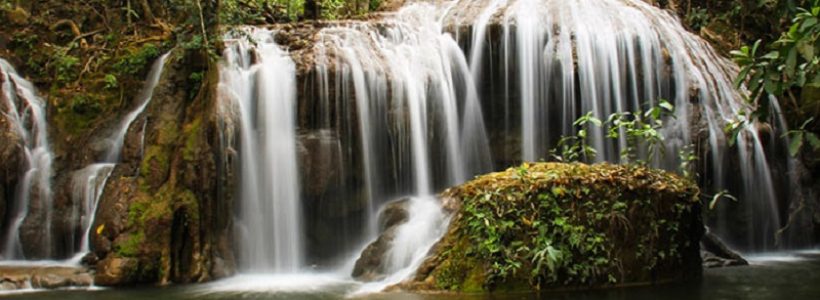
[402,162,703,292]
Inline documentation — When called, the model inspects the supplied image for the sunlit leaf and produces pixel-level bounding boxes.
[789,132,805,156]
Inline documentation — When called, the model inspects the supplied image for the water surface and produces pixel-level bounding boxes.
[4,252,818,300]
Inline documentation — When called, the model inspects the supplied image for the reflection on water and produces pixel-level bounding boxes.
[3,252,819,300]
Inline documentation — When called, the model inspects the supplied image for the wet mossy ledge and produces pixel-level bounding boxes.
[401,162,704,292]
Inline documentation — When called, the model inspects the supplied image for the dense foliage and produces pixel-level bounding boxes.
[730,1,820,158]
[220,0,382,23]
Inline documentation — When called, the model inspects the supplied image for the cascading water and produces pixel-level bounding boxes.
[309,3,492,284]
[451,0,786,250]
[209,0,799,293]
[68,53,170,262]
[313,0,491,227]
[218,29,304,273]
[104,53,171,163]
[0,58,54,260]
[68,163,115,260]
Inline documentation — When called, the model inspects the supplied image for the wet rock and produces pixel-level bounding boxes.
[95,257,139,286]
[0,265,93,291]
[0,281,20,290]
[81,252,99,267]
[701,228,748,268]
[378,198,410,230]
[91,49,237,286]
[352,198,411,282]
[31,273,70,289]
[298,130,344,197]
[0,98,23,228]
[0,184,5,225]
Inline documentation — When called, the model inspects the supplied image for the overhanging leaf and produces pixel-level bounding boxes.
[789,132,805,156]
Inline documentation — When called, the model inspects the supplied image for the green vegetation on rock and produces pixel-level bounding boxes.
[409,162,703,292]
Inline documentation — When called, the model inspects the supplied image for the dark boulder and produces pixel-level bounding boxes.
[701,228,748,268]
[352,198,411,281]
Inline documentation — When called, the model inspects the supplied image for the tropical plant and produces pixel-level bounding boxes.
[731,0,819,121]
[551,100,676,166]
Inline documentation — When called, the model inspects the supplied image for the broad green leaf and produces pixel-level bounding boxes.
[800,17,817,32]
[797,41,815,61]
[659,100,674,112]
[735,67,751,87]
[764,78,780,95]
[807,133,820,151]
[785,48,798,77]
[762,51,780,60]
[789,132,805,156]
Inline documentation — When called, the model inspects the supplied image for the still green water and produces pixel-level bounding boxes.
[4,252,819,300]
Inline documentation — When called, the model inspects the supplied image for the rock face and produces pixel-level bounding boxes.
[90,50,236,285]
[352,198,410,281]
[400,163,703,292]
[0,95,23,240]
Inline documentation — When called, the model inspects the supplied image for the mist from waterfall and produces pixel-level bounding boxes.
[0,59,54,260]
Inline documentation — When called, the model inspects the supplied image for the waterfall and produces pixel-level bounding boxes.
[303,3,492,290]
[446,0,784,250]
[0,59,54,260]
[66,53,170,263]
[69,163,115,260]
[207,0,799,292]
[104,53,171,163]
[313,0,492,222]
[219,28,304,272]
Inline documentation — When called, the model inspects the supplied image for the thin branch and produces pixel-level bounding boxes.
[196,0,210,47]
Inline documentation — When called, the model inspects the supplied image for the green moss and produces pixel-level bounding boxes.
[120,184,199,264]
[141,145,170,178]
[425,162,700,291]
[175,188,201,222]
[157,121,180,145]
[116,231,145,257]
[182,117,203,161]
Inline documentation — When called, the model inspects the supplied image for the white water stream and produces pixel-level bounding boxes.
[1,58,54,260]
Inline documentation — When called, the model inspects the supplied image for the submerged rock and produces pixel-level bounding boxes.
[0,265,93,291]
[399,162,703,292]
[701,228,748,268]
